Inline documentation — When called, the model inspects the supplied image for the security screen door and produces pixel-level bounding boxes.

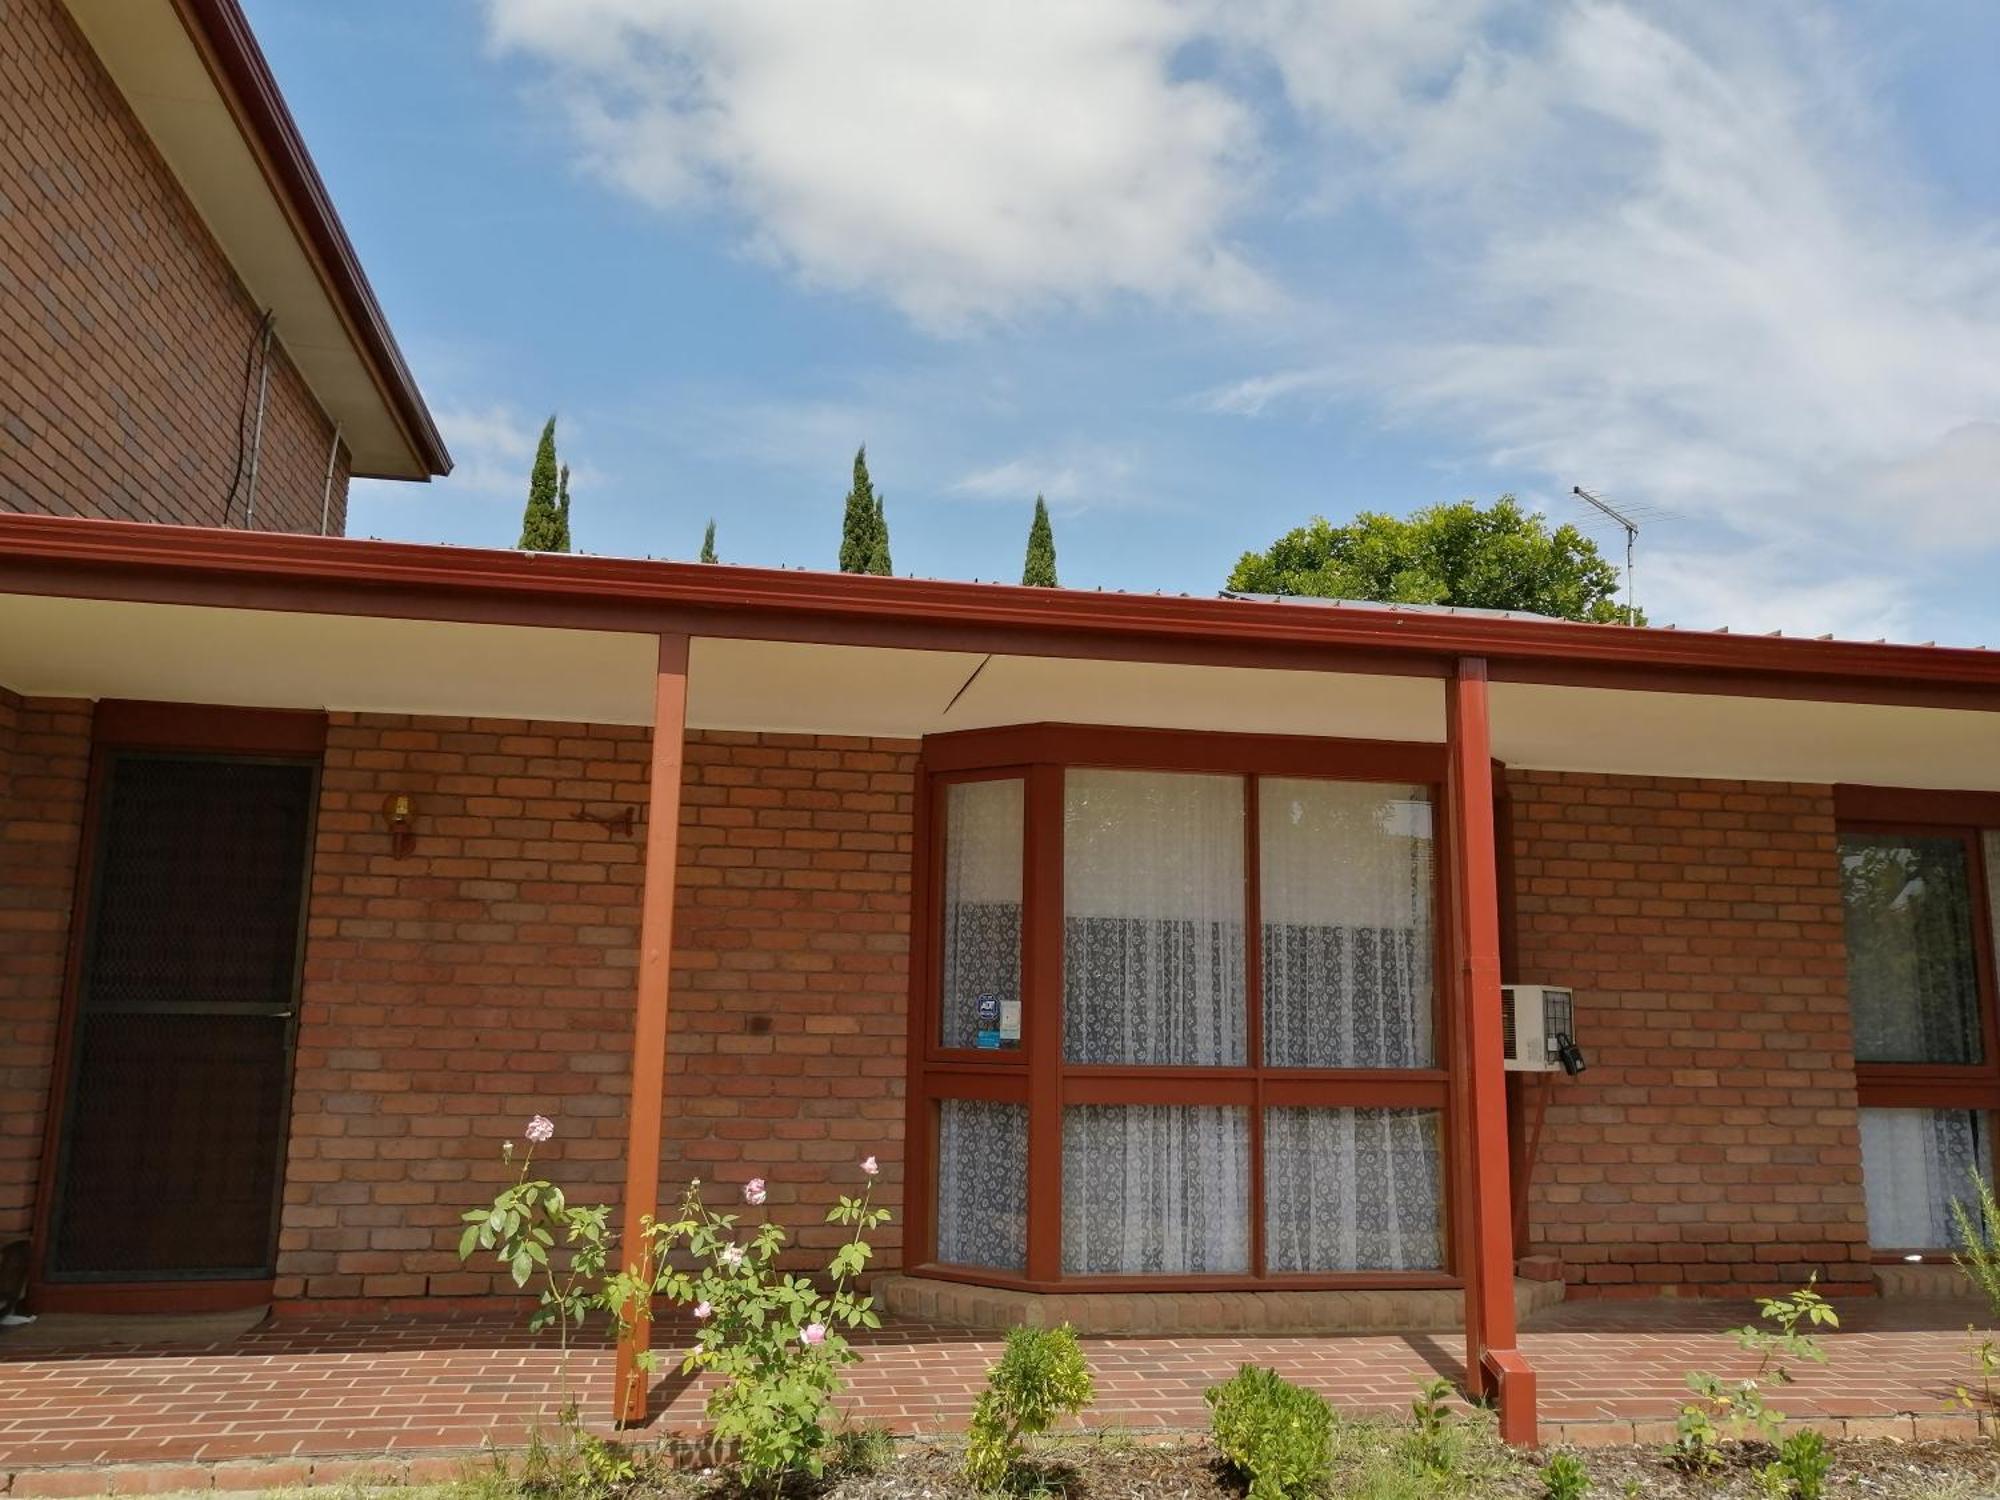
[48,753,316,1281]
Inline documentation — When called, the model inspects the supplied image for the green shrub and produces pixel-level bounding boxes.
[1402,1377,1462,1478]
[1540,1450,1590,1500]
[964,1324,1096,1489]
[1774,1429,1832,1500]
[1952,1171,2000,1317]
[1205,1364,1336,1500]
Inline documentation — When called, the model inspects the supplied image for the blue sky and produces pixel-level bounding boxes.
[245,1,2000,643]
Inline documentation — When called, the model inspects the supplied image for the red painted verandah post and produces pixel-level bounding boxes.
[1445,657,1537,1444]
[613,634,690,1425]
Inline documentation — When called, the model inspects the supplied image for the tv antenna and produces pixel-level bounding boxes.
[1571,485,1640,626]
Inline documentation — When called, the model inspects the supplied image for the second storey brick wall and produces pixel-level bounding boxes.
[1,0,348,535]
[279,721,914,1303]
[1507,769,1872,1297]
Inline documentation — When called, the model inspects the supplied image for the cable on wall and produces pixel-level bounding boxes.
[219,309,275,527]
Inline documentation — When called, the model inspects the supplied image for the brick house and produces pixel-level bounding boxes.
[5,0,2000,1456]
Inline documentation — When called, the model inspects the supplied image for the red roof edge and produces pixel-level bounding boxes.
[173,0,452,478]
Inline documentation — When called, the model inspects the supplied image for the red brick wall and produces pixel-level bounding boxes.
[0,691,91,1241]
[0,0,347,535]
[279,722,914,1302]
[1507,770,1871,1296]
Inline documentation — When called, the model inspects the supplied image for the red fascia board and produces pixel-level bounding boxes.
[3,513,2000,706]
[172,0,451,478]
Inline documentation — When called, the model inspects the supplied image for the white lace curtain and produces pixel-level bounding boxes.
[939,778,1024,1049]
[1859,1108,1987,1249]
[1062,770,1245,1066]
[1260,779,1434,1068]
[935,1098,1028,1269]
[1061,1104,1249,1274]
[1264,1107,1443,1271]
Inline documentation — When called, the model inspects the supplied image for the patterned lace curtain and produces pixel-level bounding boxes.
[939,778,1024,1049]
[1259,780,1434,1068]
[1858,1108,1988,1249]
[1062,1105,1250,1274]
[936,1099,1029,1269]
[1264,1107,1443,1270]
[1062,770,1245,1066]
[1840,831,1982,1064]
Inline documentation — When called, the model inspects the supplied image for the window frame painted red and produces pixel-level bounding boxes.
[1833,786,2000,1258]
[903,722,1459,1293]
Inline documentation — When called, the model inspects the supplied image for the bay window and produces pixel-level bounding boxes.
[1837,812,2000,1252]
[910,726,1451,1290]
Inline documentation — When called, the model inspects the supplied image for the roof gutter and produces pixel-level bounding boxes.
[1,515,1997,711]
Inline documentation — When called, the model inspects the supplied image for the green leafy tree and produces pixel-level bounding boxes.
[839,446,881,573]
[1227,495,1635,623]
[1022,494,1058,586]
[700,519,718,564]
[517,417,572,553]
[866,493,892,575]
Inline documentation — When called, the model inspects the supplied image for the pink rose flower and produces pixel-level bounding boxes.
[801,1322,826,1346]
[720,1245,745,1269]
[524,1115,555,1144]
[860,1156,879,1177]
[693,1301,712,1320]
[744,1177,767,1206]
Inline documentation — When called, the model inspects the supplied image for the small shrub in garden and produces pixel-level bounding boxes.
[606,1160,891,1494]
[1204,1363,1335,1500]
[1673,1278,1838,1468]
[1540,1450,1590,1500]
[1951,1170,2000,1317]
[1402,1377,1462,1478]
[1774,1428,1833,1500]
[964,1323,1097,1490]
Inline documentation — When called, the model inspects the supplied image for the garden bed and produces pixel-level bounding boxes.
[429,1427,2000,1500]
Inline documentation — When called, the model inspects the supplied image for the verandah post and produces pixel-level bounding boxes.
[613,633,691,1425]
[1445,656,1537,1444]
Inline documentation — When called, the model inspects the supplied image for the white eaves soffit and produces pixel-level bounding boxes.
[1490,682,2000,791]
[3,594,1995,787]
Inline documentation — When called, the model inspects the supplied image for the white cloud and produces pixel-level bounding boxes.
[1198,3,2000,633]
[1641,544,1912,643]
[486,0,1272,330]
[950,448,1154,512]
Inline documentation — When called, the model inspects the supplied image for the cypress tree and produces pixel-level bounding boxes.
[838,446,879,573]
[1022,493,1057,586]
[866,492,892,575]
[555,463,573,552]
[517,416,568,552]
[700,519,717,563]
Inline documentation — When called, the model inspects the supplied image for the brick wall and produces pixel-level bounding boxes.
[1507,770,1872,1296]
[0,0,347,535]
[279,722,914,1302]
[0,691,91,1240]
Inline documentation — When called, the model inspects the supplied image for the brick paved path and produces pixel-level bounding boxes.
[0,1297,1991,1486]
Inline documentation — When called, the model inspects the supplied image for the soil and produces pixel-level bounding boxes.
[645,1433,2000,1500]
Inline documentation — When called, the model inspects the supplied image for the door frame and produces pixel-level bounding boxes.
[28,701,326,1314]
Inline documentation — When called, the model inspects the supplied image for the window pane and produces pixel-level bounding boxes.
[936,1099,1028,1269]
[1859,1107,1989,1249]
[1840,832,1983,1064]
[940,779,1024,1050]
[1260,780,1435,1068]
[1264,1107,1444,1271]
[1061,1104,1249,1273]
[1063,771,1246,1066]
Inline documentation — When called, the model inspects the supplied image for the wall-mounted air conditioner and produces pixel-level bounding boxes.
[1501,985,1585,1075]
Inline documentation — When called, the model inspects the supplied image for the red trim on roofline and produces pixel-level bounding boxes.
[170,0,450,478]
[2,513,2000,707]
